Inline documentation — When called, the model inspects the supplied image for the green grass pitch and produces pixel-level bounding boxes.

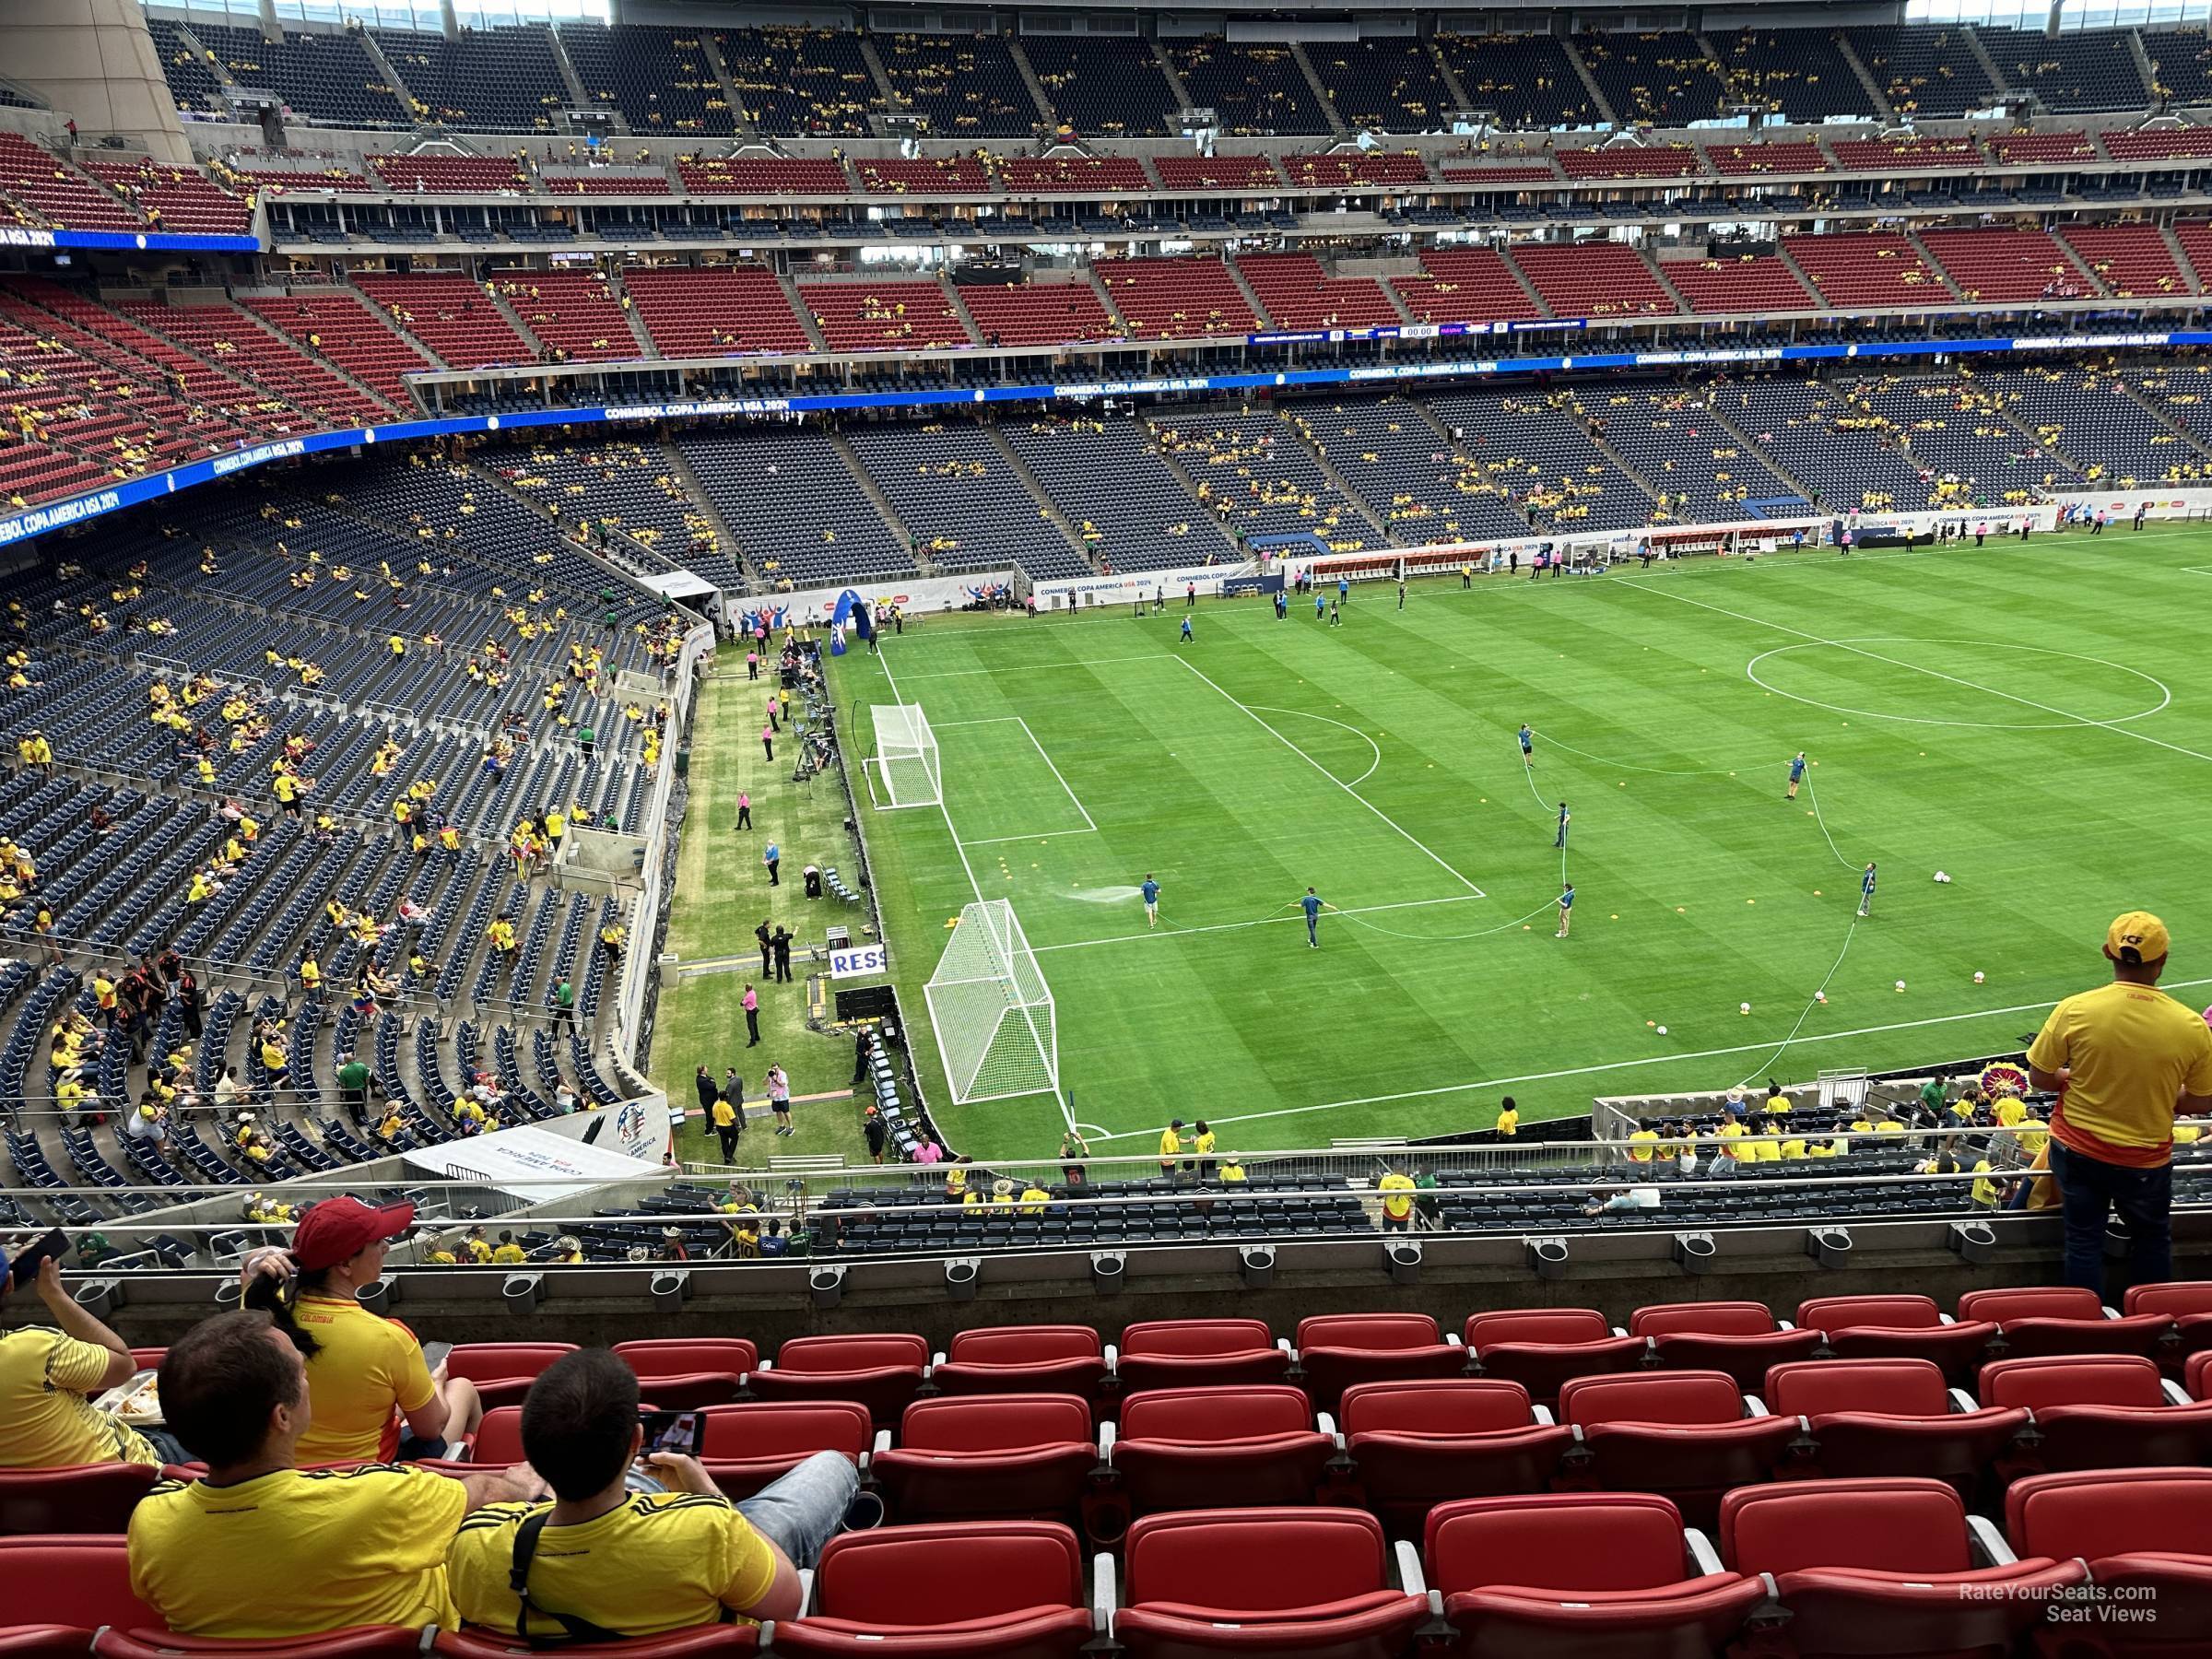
[804,527,2212,1163]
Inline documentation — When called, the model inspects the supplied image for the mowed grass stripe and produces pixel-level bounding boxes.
[808,533,2212,1159]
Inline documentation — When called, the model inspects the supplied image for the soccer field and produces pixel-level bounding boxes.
[823,527,2212,1163]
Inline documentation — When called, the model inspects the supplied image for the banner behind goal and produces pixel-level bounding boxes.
[925,899,1059,1104]
[867,703,940,808]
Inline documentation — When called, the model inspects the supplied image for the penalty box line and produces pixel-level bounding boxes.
[1034,893,1487,954]
[1175,656,1488,899]
[937,715,1099,836]
[870,647,1076,1134]
[1077,971,2212,1144]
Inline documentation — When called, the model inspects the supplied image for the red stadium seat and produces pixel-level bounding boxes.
[438,1631,755,1659]
[1105,1385,1334,1524]
[443,1342,578,1382]
[1720,1477,2088,1657]
[611,1338,756,1408]
[2125,1280,2212,1363]
[929,1326,1111,1406]
[770,1520,1098,1656]
[0,1465,161,1535]
[1461,1309,1647,1408]
[1630,1300,1823,1392]
[1957,1286,2172,1363]
[1293,1313,1465,1413]
[748,1334,928,1427]
[468,1406,528,1466]
[1981,1353,2212,1474]
[96,1630,436,1659]
[2193,1349,2212,1402]
[0,1535,159,1655]
[631,1376,747,1411]
[1114,1320,1292,1393]
[613,1338,759,1377]
[1556,1371,1797,1529]
[696,1400,873,1501]
[0,1632,102,1659]
[443,1342,580,1411]
[1336,1379,1573,1535]
[1424,1491,1767,1658]
[1762,1358,2025,1495]
[2007,1465,2212,1649]
[1112,1507,1427,1659]
[871,1394,1098,1524]
[1795,1293,1999,1385]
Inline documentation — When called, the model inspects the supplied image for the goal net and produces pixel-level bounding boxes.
[870,703,940,808]
[925,899,1059,1104]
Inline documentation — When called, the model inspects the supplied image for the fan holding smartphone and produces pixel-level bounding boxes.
[0,1230,194,1465]
[444,1349,869,1639]
[638,1408,703,1464]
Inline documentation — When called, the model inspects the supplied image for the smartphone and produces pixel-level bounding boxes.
[419,1340,453,1374]
[7,1227,67,1288]
[640,1409,701,1458]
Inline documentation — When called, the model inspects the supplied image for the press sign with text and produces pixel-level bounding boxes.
[830,943,888,980]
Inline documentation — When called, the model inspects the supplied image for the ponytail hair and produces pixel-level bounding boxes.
[241,1261,327,1360]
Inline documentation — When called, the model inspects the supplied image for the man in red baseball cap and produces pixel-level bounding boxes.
[241,1194,484,1464]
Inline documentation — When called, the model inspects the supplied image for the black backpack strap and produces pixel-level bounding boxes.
[509,1510,632,1649]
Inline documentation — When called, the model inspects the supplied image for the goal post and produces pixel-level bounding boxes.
[868,703,940,809]
[925,899,1059,1105]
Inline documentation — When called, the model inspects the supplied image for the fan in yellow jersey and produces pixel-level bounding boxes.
[2028,910,2212,1293]
[0,1242,188,1468]
[1376,1166,1417,1232]
[126,1309,539,1639]
[237,1194,485,1463]
[449,1351,853,1637]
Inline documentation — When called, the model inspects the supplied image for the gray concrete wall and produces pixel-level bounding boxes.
[41,1211,2212,1353]
[3,0,193,164]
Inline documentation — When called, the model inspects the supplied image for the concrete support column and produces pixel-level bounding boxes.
[1,0,193,163]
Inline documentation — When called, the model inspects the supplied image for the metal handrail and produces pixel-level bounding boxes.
[9,1164,2111,1241]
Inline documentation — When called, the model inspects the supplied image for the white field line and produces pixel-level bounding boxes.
[1033,893,1486,954]
[1176,656,1487,897]
[937,714,1098,838]
[890,653,1176,680]
[872,651,1074,1130]
[1079,973,2212,1143]
[1015,715,1097,830]
[1250,704,1383,787]
[1621,579,2212,766]
[959,830,1100,846]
